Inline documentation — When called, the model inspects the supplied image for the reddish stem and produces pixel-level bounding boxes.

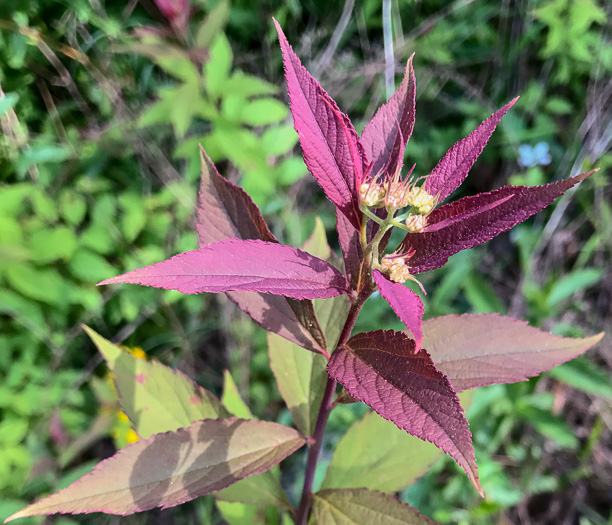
[294,288,372,524]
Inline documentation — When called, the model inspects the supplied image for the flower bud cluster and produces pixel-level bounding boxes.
[359,178,435,215]
[380,253,412,283]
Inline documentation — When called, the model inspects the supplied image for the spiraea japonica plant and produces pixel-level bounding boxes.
[7,21,604,525]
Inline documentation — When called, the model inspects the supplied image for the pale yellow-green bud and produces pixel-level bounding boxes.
[359,182,386,207]
[409,189,435,214]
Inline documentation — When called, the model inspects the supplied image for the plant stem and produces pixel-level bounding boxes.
[295,292,371,524]
[295,375,336,525]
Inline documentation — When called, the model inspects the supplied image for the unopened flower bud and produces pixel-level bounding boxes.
[408,189,435,214]
[381,254,412,283]
[359,181,386,207]
[405,214,427,232]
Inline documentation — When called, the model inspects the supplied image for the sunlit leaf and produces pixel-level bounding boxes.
[6,419,306,521]
[422,313,604,392]
[83,326,228,438]
[312,488,435,524]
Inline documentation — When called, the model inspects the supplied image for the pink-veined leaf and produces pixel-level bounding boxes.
[403,170,596,274]
[99,239,349,300]
[196,147,327,354]
[327,330,482,495]
[424,98,518,203]
[373,270,424,352]
[422,313,605,392]
[361,55,416,178]
[275,19,364,230]
[312,488,436,525]
[5,418,306,521]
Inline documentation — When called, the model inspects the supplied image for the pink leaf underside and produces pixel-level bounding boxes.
[424,98,519,203]
[99,239,349,300]
[336,209,363,286]
[373,270,424,352]
[275,20,364,230]
[196,147,326,354]
[6,418,305,521]
[361,55,416,178]
[402,170,596,274]
[423,313,605,392]
[327,330,482,495]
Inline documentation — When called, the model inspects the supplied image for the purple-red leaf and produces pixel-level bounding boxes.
[422,314,605,392]
[373,270,424,352]
[328,330,481,495]
[402,170,596,274]
[196,148,326,354]
[336,209,363,287]
[361,56,416,178]
[275,20,364,230]
[5,418,305,521]
[99,239,349,300]
[196,146,276,246]
[424,98,518,203]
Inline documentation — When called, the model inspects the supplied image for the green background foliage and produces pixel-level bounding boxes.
[0,0,610,523]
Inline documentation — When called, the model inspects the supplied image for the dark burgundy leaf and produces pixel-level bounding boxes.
[99,239,350,300]
[328,330,481,495]
[275,20,364,229]
[336,209,363,287]
[424,98,518,203]
[402,171,596,274]
[361,56,416,178]
[373,271,424,352]
[196,146,276,245]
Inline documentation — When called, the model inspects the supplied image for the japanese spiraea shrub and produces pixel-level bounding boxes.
[7,20,603,525]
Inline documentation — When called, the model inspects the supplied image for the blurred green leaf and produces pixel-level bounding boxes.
[204,33,233,97]
[28,226,77,263]
[68,248,115,282]
[549,356,612,400]
[0,92,19,116]
[4,264,69,306]
[261,125,298,156]
[242,99,288,126]
[195,0,230,48]
[546,268,603,309]
[58,190,87,226]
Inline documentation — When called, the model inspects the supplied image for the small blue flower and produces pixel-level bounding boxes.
[518,142,552,168]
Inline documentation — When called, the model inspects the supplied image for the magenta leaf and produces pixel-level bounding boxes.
[373,270,424,352]
[6,418,306,521]
[196,146,276,245]
[424,98,518,203]
[99,239,349,300]
[328,330,482,495]
[196,148,327,354]
[422,313,605,392]
[275,20,364,230]
[402,170,596,274]
[361,55,416,178]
